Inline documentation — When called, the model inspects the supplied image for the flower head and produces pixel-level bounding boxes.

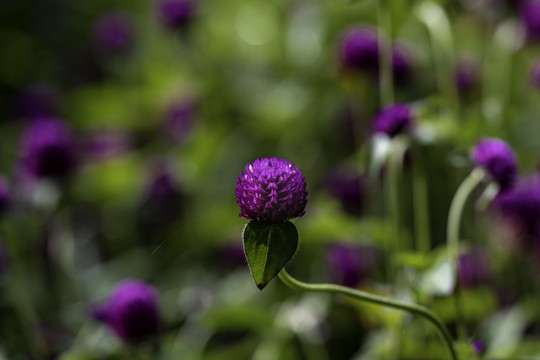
[20,117,77,179]
[93,279,160,342]
[471,138,517,190]
[391,45,412,84]
[521,0,540,41]
[93,12,134,55]
[458,248,491,288]
[373,103,414,138]
[327,242,379,287]
[339,27,380,72]
[157,0,196,29]
[235,157,307,224]
[328,168,364,216]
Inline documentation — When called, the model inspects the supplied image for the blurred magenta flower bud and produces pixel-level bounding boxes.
[373,103,414,138]
[20,117,77,179]
[472,340,486,355]
[327,242,379,287]
[455,60,479,95]
[521,0,540,41]
[339,27,380,73]
[458,248,491,288]
[163,101,196,142]
[93,11,134,55]
[328,168,364,216]
[93,279,160,343]
[494,175,540,240]
[391,44,412,84]
[0,177,10,214]
[236,157,308,224]
[471,138,517,191]
[157,0,197,29]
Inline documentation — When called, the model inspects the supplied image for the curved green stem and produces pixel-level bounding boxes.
[278,268,458,360]
[446,167,485,342]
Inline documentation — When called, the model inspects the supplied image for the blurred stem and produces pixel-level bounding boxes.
[415,2,459,119]
[446,167,485,342]
[378,0,394,106]
[411,148,431,253]
[387,138,408,257]
[278,268,458,360]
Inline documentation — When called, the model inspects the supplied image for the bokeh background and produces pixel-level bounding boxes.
[1,0,540,358]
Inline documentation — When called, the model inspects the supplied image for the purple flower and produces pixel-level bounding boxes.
[0,177,10,214]
[20,117,77,179]
[373,103,414,138]
[163,102,195,142]
[531,60,540,88]
[471,138,517,190]
[157,0,196,29]
[521,0,540,41]
[455,60,479,94]
[93,279,160,342]
[339,27,380,73]
[472,340,486,355]
[328,168,364,216]
[327,242,378,287]
[93,12,134,54]
[458,248,491,288]
[391,45,412,84]
[235,157,308,224]
[493,175,540,239]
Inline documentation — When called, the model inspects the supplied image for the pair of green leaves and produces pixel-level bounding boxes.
[242,221,298,290]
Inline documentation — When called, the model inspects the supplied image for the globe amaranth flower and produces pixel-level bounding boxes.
[373,103,414,138]
[157,0,196,29]
[327,242,379,288]
[471,138,517,190]
[521,0,540,41]
[92,279,160,342]
[328,168,365,216]
[339,27,380,73]
[493,175,540,240]
[458,248,491,288]
[93,11,134,55]
[236,157,307,224]
[20,117,77,179]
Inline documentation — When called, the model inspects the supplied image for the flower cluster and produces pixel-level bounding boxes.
[235,157,307,224]
[471,138,517,190]
[373,103,414,138]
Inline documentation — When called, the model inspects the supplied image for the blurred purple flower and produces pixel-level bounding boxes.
[15,83,59,118]
[471,138,517,191]
[493,175,540,239]
[531,60,540,88]
[327,242,378,287]
[521,0,540,41]
[20,117,77,179]
[93,279,160,342]
[391,45,412,84]
[139,165,184,225]
[373,103,414,138]
[458,248,491,288]
[163,101,195,142]
[0,177,10,214]
[328,168,364,216]
[83,131,132,160]
[157,0,197,29]
[472,340,486,354]
[455,60,479,94]
[93,12,134,55]
[236,157,308,224]
[339,27,380,73]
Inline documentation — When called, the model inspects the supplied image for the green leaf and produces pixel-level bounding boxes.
[242,221,298,290]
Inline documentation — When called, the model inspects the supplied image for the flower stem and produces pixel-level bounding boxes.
[446,167,485,342]
[278,268,458,360]
[411,149,431,253]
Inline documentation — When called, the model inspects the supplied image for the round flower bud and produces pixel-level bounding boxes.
[235,157,308,224]
[157,0,196,29]
[339,27,380,73]
[391,45,412,84]
[471,138,517,190]
[93,12,134,55]
[521,0,540,41]
[373,103,414,138]
[20,117,77,179]
[93,279,160,343]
